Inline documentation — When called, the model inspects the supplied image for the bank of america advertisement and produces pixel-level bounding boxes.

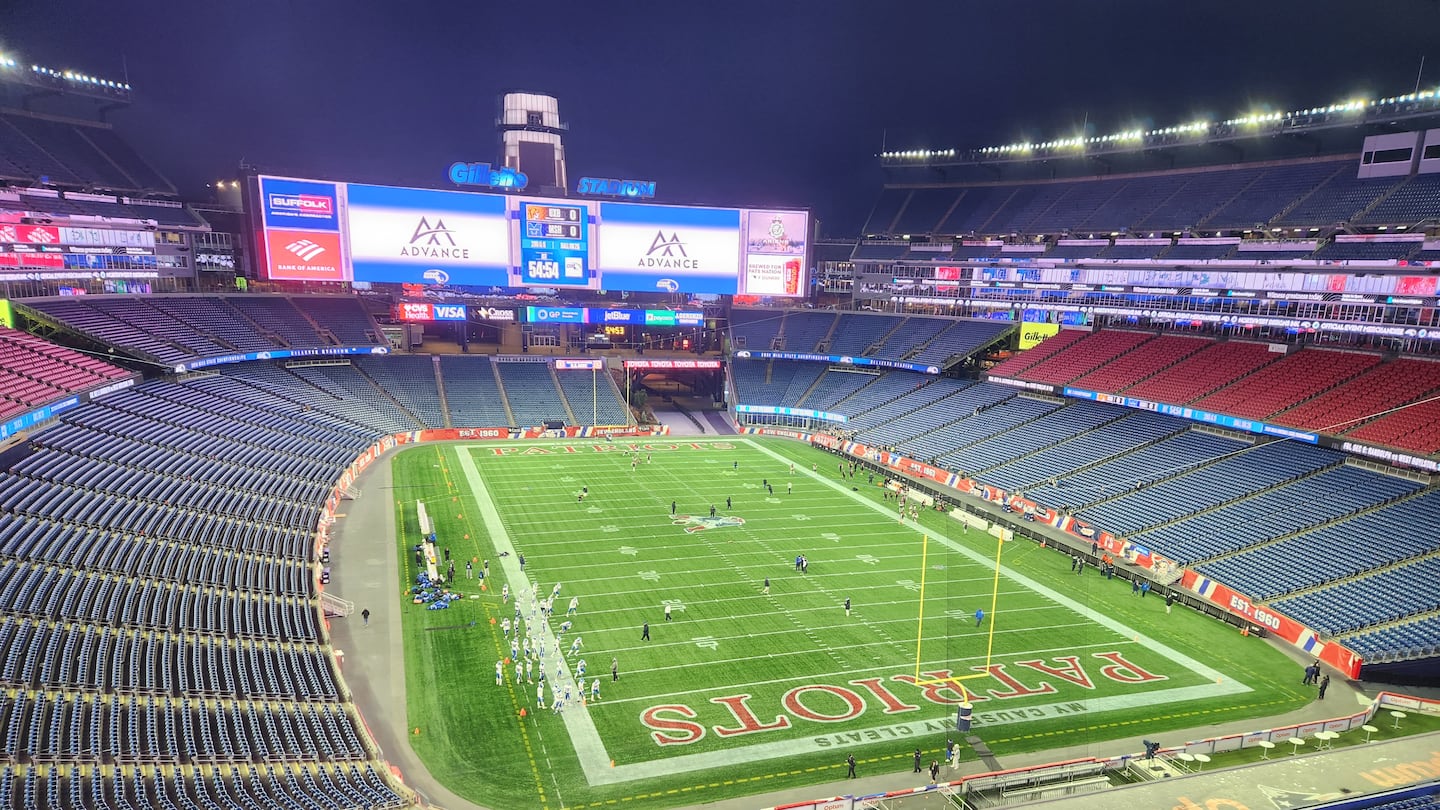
[251,175,808,295]
[596,203,742,294]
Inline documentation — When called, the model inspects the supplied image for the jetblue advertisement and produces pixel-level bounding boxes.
[595,203,742,294]
[346,184,511,285]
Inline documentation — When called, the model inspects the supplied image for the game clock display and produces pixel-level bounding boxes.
[519,202,590,286]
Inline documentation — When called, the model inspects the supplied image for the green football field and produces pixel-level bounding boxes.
[389,437,1314,810]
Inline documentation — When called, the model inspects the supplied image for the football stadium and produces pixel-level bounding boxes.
[0,34,1439,810]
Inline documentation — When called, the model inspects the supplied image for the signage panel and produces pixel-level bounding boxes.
[597,203,742,295]
[259,177,340,230]
[347,184,510,285]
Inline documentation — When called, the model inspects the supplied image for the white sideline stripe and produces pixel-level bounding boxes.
[453,445,614,777]
[457,440,1252,786]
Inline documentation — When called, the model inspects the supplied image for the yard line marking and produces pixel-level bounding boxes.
[744,438,1245,685]
[452,439,1252,786]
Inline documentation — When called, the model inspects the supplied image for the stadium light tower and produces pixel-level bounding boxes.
[498,92,569,197]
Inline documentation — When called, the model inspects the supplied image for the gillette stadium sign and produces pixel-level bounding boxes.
[448,162,529,190]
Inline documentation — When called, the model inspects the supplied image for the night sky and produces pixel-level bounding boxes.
[3,0,1438,235]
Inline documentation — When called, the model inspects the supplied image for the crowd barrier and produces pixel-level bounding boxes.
[759,692,1439,810]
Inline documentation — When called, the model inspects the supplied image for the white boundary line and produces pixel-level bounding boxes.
[452,437,1253,786]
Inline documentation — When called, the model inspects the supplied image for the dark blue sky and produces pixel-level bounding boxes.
[3,0,1438,234]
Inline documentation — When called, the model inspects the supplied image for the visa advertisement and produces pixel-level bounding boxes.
[596,203,742,294]
[251,175,809,296]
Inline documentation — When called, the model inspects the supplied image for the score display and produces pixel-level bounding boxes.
[518,202,589,286]
[251,175,809,296]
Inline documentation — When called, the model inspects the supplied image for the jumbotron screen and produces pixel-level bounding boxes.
[250,175,809,297]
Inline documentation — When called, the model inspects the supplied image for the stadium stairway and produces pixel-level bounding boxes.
[963,400,1131,476]
[548,365,579,424]
[988,415,1191,494]
[1186,481,1437,570]
[986,329,1088,378]
[1266,164,1348,224]
[430,357,453,429]
[1264,543,1440,608]
[220,299,295,350]
[789,367,834,409]
[489,360,517,425]
[1194,169,1268,228]
[812,313,844,355]
[861,317,908,356]
[1059,429,1257,512]
[1349,175,1414,224]
[1117,449,1346,537]
[349,363,429,427]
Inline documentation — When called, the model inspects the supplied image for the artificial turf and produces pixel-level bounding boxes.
[389,436,1317,810]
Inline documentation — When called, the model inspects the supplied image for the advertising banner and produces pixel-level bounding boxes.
[1018,322,1061,350]
[264,229,345,282]
[597,203,742,294]
[0,224,60,245]
[555,358,604,370]
[347,183,510,285]
[260,177,341,230]
[526,306,586,324]
[624,359,722,369]
[395,302,467,322]
[741,210,808,296]
[1181,571,1361,678]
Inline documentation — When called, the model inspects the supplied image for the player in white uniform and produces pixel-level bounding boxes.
[495,660,503,686]
[591,679,600,702]
[535,682,545,708]
[567,596,579,616]
[576,659,587,680]
[569,636,583,657]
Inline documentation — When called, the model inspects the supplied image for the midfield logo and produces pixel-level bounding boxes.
[672,515,746,533]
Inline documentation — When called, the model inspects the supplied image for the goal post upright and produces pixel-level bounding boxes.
[911,523,1006,692]
[912,533,930,684]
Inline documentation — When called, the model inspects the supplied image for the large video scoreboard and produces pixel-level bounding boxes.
[249,175,809,297]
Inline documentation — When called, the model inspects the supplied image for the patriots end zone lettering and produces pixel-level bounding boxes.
[638,653,1164,746]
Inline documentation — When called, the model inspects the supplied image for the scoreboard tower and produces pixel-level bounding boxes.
[499,92,569,197]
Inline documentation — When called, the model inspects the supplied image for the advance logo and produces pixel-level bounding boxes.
[642,232,697,270]
[402,217,470,260]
